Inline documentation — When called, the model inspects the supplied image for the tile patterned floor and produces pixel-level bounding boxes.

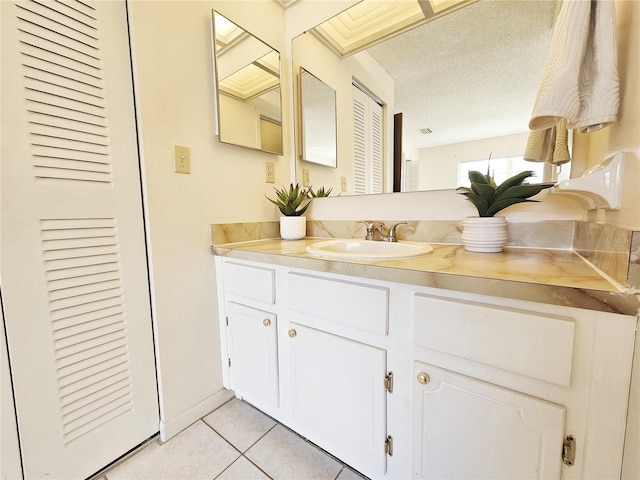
[102,398,368,480]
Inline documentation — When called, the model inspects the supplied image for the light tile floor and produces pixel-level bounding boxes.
[101,398,368,480]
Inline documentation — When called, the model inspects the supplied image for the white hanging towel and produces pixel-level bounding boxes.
[529,0,619,134]
[524,118,571,164]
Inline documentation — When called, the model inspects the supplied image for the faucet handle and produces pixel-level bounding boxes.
[358,220,383,228]
[387,222,407,242]
[358,220,384,240]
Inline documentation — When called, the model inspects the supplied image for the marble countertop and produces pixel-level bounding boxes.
[211,237,639,316]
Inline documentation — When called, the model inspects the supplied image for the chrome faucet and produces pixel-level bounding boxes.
[358,221,407,242]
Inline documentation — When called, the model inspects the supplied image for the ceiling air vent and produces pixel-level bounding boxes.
[419,128,433,134]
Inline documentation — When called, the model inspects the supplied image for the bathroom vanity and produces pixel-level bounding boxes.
[212,235,638,480]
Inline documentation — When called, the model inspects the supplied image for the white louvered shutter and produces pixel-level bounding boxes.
[1,1,159,478]
[405,160,421,191]
[352,84,384,194]
[370,104,383,193]
[353,88,367,195]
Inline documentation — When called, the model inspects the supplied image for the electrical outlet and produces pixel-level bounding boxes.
[265,161,275,183]
[341,176,348,192]
[302,168,310,187]
[174,145,191,174]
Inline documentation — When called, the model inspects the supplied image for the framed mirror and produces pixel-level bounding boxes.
[299,68,337,167]
[291,0,561,195]
[211,11,283,155]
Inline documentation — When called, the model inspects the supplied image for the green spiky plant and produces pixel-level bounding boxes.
[456,169,555,217]
[307,186,334,198]
[266,183,311,216]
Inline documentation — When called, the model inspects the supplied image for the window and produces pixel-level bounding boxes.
[458,157,546,187]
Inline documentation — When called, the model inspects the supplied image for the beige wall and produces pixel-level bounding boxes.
[128,0,289,437]
[614,6,640,471]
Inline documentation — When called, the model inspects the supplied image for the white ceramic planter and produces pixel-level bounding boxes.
[461,216,508,253]
[280,216,306,240]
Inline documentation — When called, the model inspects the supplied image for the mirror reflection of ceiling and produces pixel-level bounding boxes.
[219,51,280,101]
[310,0,557,150]
[214,14,280,101]
[312,0,475,57]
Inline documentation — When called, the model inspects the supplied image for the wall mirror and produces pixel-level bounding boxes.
[292,0,560,195]
[299,68,337,168]
[211,11,283,155]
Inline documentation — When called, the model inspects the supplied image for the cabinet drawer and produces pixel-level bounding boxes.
[223,262,275,305]
[287,273,388,335]
[413,293,575,386]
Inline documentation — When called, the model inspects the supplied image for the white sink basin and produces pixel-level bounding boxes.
[305,239,433,260]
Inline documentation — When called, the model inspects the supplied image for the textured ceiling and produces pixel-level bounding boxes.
[362,0,558,150]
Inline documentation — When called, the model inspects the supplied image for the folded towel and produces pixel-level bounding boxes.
[529,0,619,133]
[524,118,571,164]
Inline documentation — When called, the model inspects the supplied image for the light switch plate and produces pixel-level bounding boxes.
[341,176,347,192]
[302,168,310,187]
[174,145,191,174]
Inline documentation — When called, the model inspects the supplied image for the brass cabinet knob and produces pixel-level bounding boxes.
[263,318,271,327]
[417,372,430,385]
[288,329,297,338]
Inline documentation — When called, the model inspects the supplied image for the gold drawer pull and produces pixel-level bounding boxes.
[417,372,431,385]
[288,329,297,338]
[263,318,271,327]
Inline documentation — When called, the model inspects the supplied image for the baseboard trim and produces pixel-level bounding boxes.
[159,388,234,442]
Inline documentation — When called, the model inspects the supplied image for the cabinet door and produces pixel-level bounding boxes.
[227,302,278,409]
[413,362,565,480]
[289,323,387,477]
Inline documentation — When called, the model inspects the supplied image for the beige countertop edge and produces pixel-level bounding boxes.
[211,238,640,316]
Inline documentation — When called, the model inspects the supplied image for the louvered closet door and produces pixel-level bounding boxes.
[1,1,159,478]
[353,84,383,195]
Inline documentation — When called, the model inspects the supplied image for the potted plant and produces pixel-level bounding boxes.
[307,186,334,198]
[456,169,555,252]
[266,183,311,240]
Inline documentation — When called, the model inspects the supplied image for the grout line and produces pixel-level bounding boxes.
[200,419,244,457]
[201,398,368,480]
[212,457,240,480]
[242,422,278,453]
[242,453,275,480]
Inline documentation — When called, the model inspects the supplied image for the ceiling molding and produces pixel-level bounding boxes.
[310,0,477,58]
[273,0,300,9]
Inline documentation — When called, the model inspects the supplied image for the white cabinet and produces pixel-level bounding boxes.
[215,257,637,480]
[226,302,279,409]
[217,261,278,414]
[411,290,636,480]
[288,323,387,477]
[412,362,565,480]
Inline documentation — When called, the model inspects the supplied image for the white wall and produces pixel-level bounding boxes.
[128,0,289,438]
